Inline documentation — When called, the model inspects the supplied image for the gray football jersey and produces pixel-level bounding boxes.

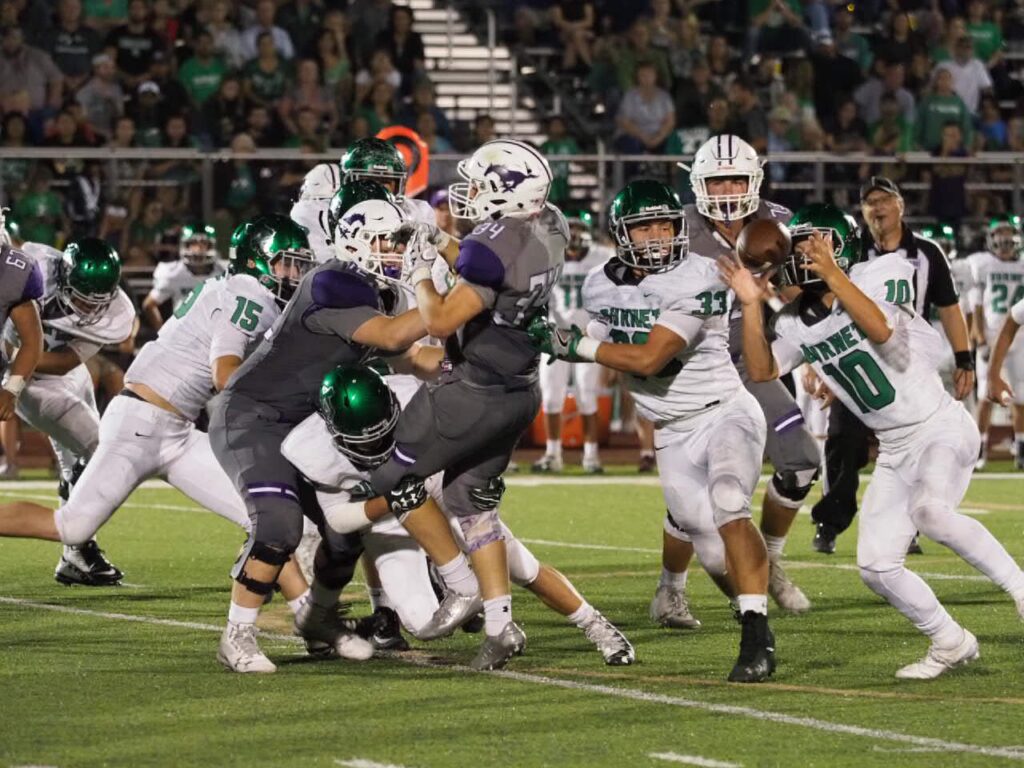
[0,243,44,331]
[225,261,387,423]
[451,203,568,386]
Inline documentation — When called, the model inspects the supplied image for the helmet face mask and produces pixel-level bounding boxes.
[334,199,407,284]
[57,238,122,326]
[319,365,400,469]
[340,139,407,199]
[565,209,594,260]
[180,223,217,275]
[986,216,1022,260]
[782,203,861,291]
[609,180,688,273]
[689,135,764,222]
[448,139,552,222]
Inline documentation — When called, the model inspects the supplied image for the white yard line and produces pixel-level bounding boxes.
[649,753,742,768]
[2,596,1024,762]
[335,760,413,768]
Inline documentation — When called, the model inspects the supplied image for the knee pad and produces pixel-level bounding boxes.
[456,509,504,553]
[710,476,751,526]
[662,510,692,543]
[233,541,292,595]
[506,532,541,586]
[765,467,820,510]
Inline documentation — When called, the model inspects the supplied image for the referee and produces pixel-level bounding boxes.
[810,176,975,553]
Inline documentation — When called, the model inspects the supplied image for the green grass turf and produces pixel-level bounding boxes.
[1,473,1023,768]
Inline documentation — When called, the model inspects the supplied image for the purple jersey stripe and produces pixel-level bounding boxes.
[393,445,416,466]
[772,408,805,434]
[246,483,300,501]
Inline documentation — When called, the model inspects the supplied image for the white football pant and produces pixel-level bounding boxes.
[539,355,601,415]
[16,366,99,478]
[54,394,250,546]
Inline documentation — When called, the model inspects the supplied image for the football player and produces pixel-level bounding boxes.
[290,163,341,259]
[652,134,819,626]
[919,224,973,399]
[0,219,309,608]
[0,209,44,424]
[141,223,225,330]
[536,179,775,683]
[988,294,1024,410]
[340,138,435,225]
[360,138,566,671]
[281,364,635,665]
[968,215,1024,469]
[533,209,611,474]
[722,202,1024,679]
[1,238,134,585]
[206,213,431,673]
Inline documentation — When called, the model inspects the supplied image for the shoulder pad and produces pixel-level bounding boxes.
[310,263,380,309]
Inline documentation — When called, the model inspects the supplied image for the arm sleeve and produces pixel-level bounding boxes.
[1011,298,1024,325]
[922,241,959,308]
[301,268,382,339]
[454,232,512,309]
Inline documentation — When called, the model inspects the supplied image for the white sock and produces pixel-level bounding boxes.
[286,588,311,615]
[310,580,341,610]
[228,601,260,626]
[567,601,596,627]
[764,535,786,558]
[736,593,768,615]
[546,439,562,456]
[483,595,512,636]
[659,568,688,590]
[640,449,654,458]
[583,441,599,460]
[436,553,479,596]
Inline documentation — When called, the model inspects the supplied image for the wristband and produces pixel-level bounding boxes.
[2,374,25,397]
[575,336,600,362]
[954,350,974,371]
[409,266,432,286]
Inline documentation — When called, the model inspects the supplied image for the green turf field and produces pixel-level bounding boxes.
[1,469,1023,768]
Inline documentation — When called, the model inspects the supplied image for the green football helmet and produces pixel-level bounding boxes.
[57,238,122,326]
[327,179,395,247]
[985,214,1022,260]
[784,203,862,290]
[564,208,594,260]
[179,221,218,274]
[607,180,688,272]
[340,138,408,198]
[318,364,400,469]
[919,223,958,260]
[228,214,316,305]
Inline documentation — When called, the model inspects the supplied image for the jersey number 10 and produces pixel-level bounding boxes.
[821,349,896,414]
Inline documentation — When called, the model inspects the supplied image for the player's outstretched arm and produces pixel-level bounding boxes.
[987,313,1021,405]
[351,307,429,352]
[717,254,778,382]
[141,294,165,331]
[0,301,42,420]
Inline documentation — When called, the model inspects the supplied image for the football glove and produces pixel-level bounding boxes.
[386,475,428,520]
[527,317,595,363]
[469,476,506,511]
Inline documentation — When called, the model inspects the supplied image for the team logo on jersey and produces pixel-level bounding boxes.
[484,164,539,192]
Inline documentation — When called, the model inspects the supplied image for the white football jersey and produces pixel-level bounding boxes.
[400,197,437,225]
[1013,296,1024,325]
[772,254,952,450]
[551,243,612,328]
[582,252,740,424]
[968,250,1024,344]
[290,198,335,263]
[125,274,280,420]
[5,242,135,378]
[148,259,227,309]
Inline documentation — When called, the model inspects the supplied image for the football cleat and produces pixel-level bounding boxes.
[637,454,656,474]
[650,584,701,629]
[768,556,811,614]
[294,602,374,660]
[812,522,837,555]
[218,621,276,673]
[54,541,123,586]
[907,534,924,555]
[531,453,563,473]
[895,630,979,680]
[582,457,604,475]
[583,612,635,665]
[974,449,987,472]
[469,622,526,671]
[414,590,484,641]
[728,611,776,683]
[0,461,19,480]
[356,607,410,651]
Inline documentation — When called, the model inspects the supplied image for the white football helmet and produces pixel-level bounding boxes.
[0,207,11,247]
[334,199,407,282]
[299,163,341,202]
[448,139,552,221]
[684,134,764,222]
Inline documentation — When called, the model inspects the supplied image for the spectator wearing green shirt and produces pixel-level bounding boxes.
[930,17,969,64]
[540,115,580,207]
[916,68,973,151]
[833,6,872,74]
[243,32,291,106]
[83,0,127,31]
[747,0,811,57]
[611,19,672,93]
[178,31,227,107]
[13,167,63,247]
[869,92,914,155]
[966,0,1003,65]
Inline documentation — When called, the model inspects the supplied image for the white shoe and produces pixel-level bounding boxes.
[582,457,604,474]
[0,461,19,480]
[218,621,276,673]
[294,529,321,584]
[294,602,374,661]
[895,630,979,680]
[583,611,635,665]
[649,584,701,629]
[974,454,987,472]
[531,453,563,473]
[768,556,811,614]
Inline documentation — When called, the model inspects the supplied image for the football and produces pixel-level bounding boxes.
[736,218,792,270]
